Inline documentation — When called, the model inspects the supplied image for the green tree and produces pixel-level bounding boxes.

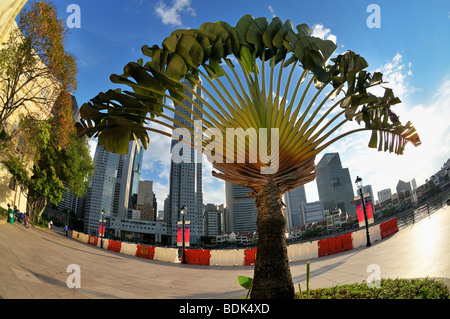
[0,0,77,148]
[77,15,421,299]
[1,123,94,222]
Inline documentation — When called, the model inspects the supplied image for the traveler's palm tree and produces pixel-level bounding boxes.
[77,15,420,299]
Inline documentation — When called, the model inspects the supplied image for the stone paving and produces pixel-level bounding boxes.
[0,205,449,299]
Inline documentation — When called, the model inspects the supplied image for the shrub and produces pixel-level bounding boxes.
[295,278,449,299]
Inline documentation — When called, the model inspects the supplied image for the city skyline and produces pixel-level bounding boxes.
[3,0,450,303]
[32,0,449,210]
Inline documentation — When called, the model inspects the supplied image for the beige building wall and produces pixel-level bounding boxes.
[0,0,28,42]
[0,0,61,213]
[0,0,28,212]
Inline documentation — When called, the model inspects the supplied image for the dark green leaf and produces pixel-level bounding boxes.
[237,276,253,290]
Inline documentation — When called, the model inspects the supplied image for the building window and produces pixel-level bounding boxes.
[8,177,16,190]
[331,178,340,187]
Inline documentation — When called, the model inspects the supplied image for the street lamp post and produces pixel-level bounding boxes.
[355,176,371,247]
[180,205,187,264]
[100,209,106,248]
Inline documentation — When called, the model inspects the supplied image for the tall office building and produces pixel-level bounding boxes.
[84,144,121,234]
[299,201,325,225]
[284,185,307,231]
[203,203,224,237]
[377,188,392,203]
[84,141,142,235]
[168,79,203,245]
[316,153,356,216]
[359,185,374,203]
[396,180,413,195]
[225,182,258,233]
[136,180,155,221]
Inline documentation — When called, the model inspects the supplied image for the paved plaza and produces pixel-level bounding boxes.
[0,206,449,299]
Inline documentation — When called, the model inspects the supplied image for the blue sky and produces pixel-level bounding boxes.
[23,0,450,209]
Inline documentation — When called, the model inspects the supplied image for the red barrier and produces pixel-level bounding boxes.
[136,245,155,259]
[185,249,211,265]
[380,217,399,239]
[88,236,98,247]
[318,233,353,257]
[107,240,122,253]
[244,248,257,266]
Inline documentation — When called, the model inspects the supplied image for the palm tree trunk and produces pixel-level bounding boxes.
[250,181,295,299]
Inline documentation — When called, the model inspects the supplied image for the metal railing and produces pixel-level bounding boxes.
[396,188,450,229]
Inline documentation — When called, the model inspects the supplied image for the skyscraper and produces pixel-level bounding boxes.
[84,140,142,235]
[225,182,258,233]
[316,153,356,216]
[168,79,203,245]
[84,144,121,235]
[203,203,224,237]
[284,185,307,231]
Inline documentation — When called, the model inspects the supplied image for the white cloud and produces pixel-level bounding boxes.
[155,0,196,27]
[153,180,169,212]
[88,138,98,160]
[371,53,415,99]
[268,5,276,18]
[311,24,337,44]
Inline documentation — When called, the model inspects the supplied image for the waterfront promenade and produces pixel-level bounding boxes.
[0,205,449,299]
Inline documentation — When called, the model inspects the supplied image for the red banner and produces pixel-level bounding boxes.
[355,195,374,227]
[177,221,190,247]
[98,222,106,237]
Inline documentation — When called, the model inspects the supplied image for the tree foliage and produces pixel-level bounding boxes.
[77,14,420,194]
[1,123,94,222]
[0,0,90,222]
[0,0,77,149]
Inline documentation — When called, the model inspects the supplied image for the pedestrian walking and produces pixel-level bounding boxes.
[64,224,68,236]
[50,220,53,229]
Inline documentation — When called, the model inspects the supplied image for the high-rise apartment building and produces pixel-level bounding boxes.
[225,182,258,233]
[168,79,203,245]
[284,185,307,231]
[316,153,356,216]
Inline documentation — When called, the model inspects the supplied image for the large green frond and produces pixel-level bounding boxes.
[78,14,420,193]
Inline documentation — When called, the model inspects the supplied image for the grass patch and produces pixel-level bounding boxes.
[296,278,449,299]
